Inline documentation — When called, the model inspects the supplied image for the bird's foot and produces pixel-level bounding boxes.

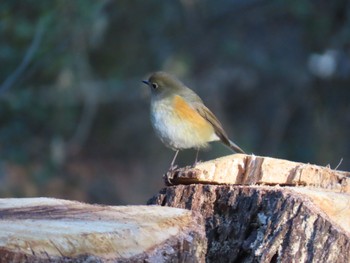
[163,165,178,186]
[168,164,178,172]
[191,160,201,168]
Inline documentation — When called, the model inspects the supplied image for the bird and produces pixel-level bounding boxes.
[142,71,245,170]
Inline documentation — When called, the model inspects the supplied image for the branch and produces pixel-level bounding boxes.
[0,19,45,95]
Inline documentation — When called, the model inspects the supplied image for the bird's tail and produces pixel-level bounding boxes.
[227,139,245,154]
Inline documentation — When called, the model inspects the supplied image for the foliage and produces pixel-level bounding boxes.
[0,0,349,204]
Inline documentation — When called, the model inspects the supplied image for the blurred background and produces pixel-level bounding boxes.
[1,0,349,205]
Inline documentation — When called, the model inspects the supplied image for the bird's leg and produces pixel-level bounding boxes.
[169,150,179,170]
[165,150,179,185]
[193,149,200,167]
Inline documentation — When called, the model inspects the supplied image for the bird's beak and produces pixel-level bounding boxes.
[142,80,150,85]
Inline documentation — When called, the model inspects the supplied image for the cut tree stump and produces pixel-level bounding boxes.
[0,198,206,262]
[149,154,350,263]
[1,154,349,262]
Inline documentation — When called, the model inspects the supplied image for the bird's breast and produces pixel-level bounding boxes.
[150,95,216,150]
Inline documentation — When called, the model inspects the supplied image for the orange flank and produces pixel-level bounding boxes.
[172,95,214,138]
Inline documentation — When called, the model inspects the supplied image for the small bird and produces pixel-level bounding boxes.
[143,71,245,170]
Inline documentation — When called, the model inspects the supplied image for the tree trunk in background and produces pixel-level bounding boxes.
[148,154,350,263]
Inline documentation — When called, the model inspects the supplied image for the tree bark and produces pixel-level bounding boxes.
[149,185,350,263]
[0,198,206,262]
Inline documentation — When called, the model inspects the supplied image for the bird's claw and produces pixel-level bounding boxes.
[168,164,178,171]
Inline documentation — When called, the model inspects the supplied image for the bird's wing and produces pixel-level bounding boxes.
[193,102,231,146]
[179,87,245,154]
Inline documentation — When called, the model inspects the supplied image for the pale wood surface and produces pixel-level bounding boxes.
[0,198,206,262]
[291,187,350,236]
[166,154,350,193]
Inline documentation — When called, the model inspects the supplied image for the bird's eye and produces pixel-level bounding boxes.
[152,83,158,89]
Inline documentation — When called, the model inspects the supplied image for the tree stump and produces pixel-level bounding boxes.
[0,198,206,262]
[148,154,350,263]
[0,154,349,262]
